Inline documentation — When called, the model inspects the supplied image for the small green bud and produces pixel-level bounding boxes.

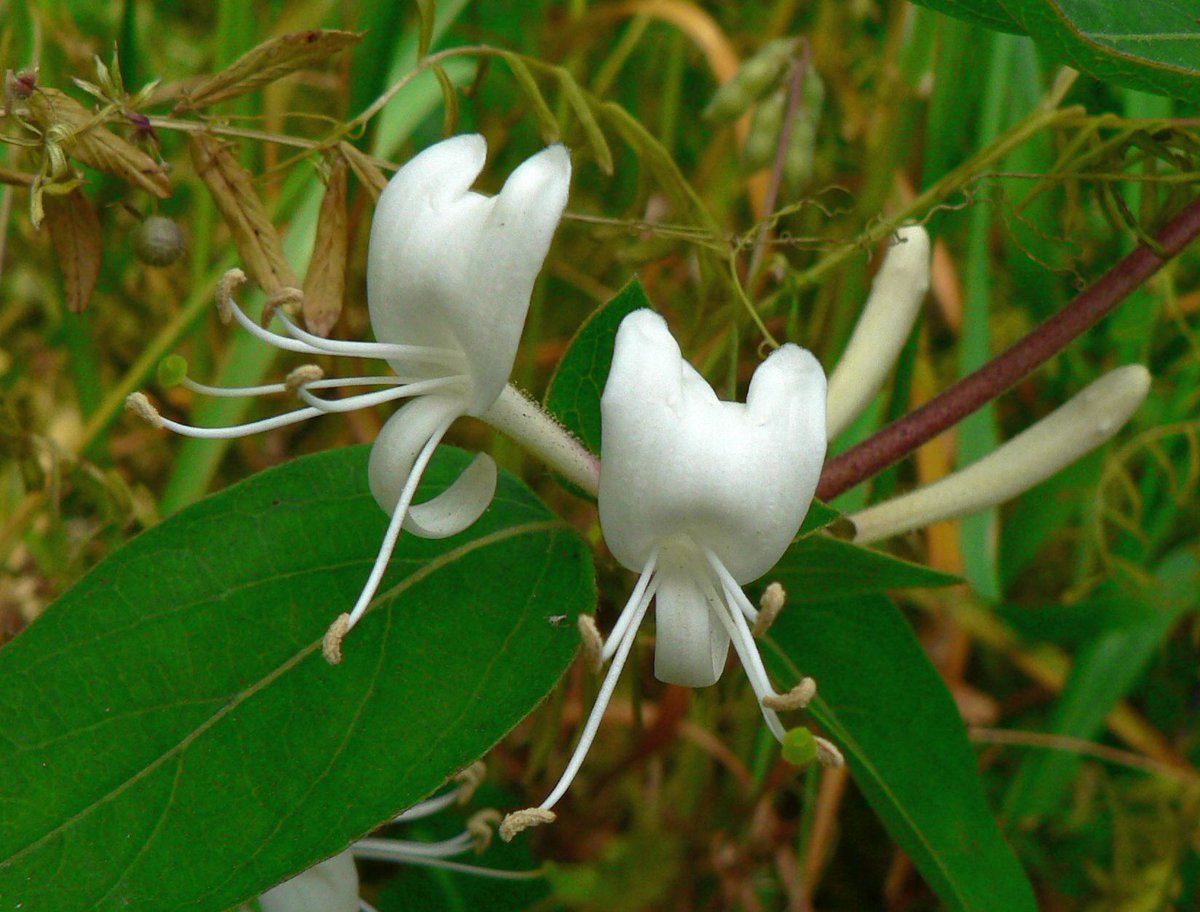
[703,38,796,123]
[133,215,185,266]
[781,726,819,767]
[157,354,188,388]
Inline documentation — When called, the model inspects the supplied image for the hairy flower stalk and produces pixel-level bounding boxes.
[259,772,534,912]
[848,364,1151,544]
[127,135,571,660]
[501,309,838,841]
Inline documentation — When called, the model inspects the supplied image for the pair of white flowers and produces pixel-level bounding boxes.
[130,134,1151,854]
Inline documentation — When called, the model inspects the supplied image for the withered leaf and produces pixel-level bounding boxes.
[337,140,388,201]
[27,89,171,199]
[302,155,348,337]
[43,187,102,313]
[183,30,363,109]
[189,133,298,294]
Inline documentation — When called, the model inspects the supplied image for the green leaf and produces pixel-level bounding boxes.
[1002,547,1199,824]
[0,446,593,912]
[915,0,1200,98]
[544,277,650,454]
[765,593,1036,912]
[799,499,841,536]
[906,0,1026,34]
[770,535,959,601]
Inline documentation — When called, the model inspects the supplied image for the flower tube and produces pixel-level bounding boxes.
[127,135,571,660]
[848,364,1151,544]
[501,309,839,841]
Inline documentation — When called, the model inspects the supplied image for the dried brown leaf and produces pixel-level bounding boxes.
[27,89,171,199]
[183,30,363,109]
[43,187,101,313]
[189,133,297,293]
[337,141,388,201]
[302,155,348,337]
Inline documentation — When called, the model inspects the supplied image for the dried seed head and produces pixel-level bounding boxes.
[133,215,185,266]
[498,807,556,842]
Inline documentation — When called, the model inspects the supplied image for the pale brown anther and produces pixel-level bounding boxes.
[262,285,304,326]
[762,676,817,711]
[215,268,247,324]
[499,807,556,842]
[322,612,350,665]
[577,615,604,673]
[466,809,503,854]
[815,736,844,768]
[125,392,163,428]
[453,760,487,804]
[752,581,786,637]
[285,364,324,392]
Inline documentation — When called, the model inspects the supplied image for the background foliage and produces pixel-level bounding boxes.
[2,1,1199,910]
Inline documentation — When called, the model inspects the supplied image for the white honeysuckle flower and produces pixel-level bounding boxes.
[849,364,1152,544]
[259,771,536,912]
[500,309,836,841]
[825,225,930,441]
[126,134,571,659]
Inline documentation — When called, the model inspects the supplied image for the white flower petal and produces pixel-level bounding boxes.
[652,554,730,687]
[258,851,358,912]
[405,452,498,538]
[368,394,463,510]
[367,135,571,414]
[599,309,827,582]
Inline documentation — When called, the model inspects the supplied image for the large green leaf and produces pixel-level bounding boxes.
[910,0,1200,98]
[907,0,1025,34]
[1004,0,1200,98]
[544,277,650,453]
[775,535,959,599]
[0,446,592,912]
[764,591,1036,912]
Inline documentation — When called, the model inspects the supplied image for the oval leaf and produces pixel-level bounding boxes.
[0,446,592,912]
[763,592,1036,912]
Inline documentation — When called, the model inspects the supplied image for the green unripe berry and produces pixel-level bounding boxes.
[704,38,796,123]
[133,215,185,266]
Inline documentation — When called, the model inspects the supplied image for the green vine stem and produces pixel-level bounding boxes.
[817,192,1200,502]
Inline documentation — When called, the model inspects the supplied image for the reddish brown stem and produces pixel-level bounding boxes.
[816,194,1200,501]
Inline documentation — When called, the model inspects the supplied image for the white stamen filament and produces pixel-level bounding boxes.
[600,550,659,664]
[155,406,326,439]
[341,415,456,634]
[392,788,461,823]
[220,289,466,371]
[534,576,658,813]
[180,375,406,398]
[848,364,1151,544]
[354,831,474,860]
[296,376,465,414]
[275,310,467,369]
